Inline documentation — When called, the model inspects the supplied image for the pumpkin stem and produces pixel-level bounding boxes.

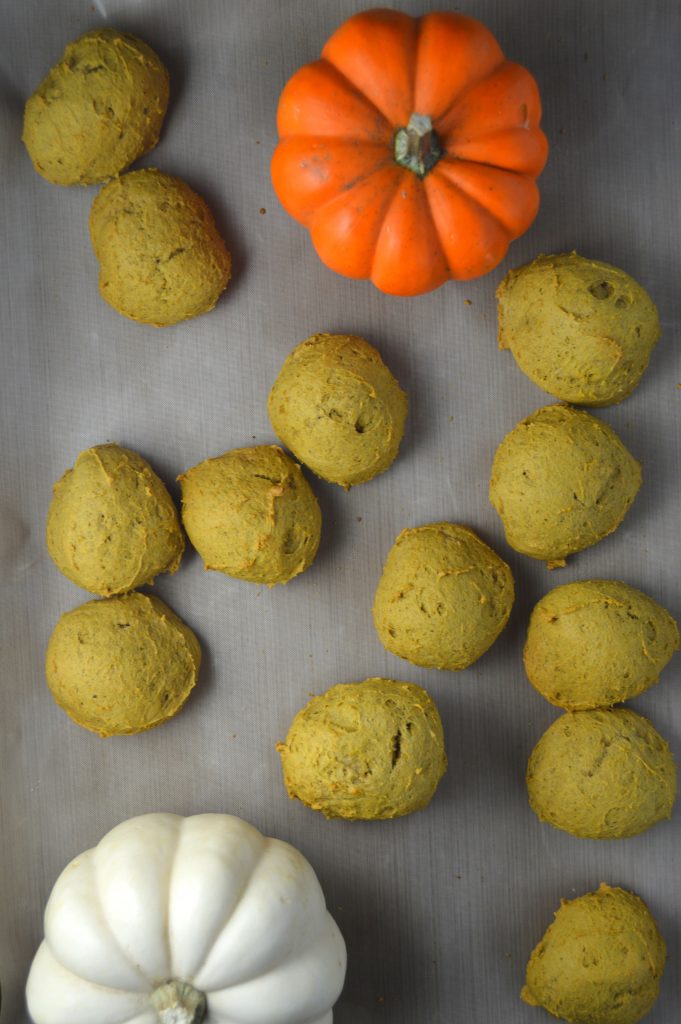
[394,114,443,178]
[150,980,207,1024]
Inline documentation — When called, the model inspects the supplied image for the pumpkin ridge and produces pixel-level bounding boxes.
[447,128,548,177]
[312,57,393,132]
[275,138,394,218]
[435,59,544,137]
[320,9,418,125]
[446,129,541,154]
[371,171,450,288]
[313,155,394,213]
[428,171,511,237]
[432,159,533,235]
[414,176,457,276]
[85,849,152,987]
[155,817,185,981]
[438,155,533,178]
[429,55,509,136]
[167,816,193,979]
[411,10,506,118]
[207,920,344,1013]
[368,168,422,280]
[192,836,270,983]
[309,164,404,280]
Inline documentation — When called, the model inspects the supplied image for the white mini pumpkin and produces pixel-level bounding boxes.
[27,813,346,1024]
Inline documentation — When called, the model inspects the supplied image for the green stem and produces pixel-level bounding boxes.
[150,980,207,1024]
[394,114,443,178]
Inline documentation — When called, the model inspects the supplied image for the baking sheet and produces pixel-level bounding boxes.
[1,1,680,1021]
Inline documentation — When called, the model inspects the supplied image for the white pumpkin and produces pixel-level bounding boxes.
[27,813,346,1024]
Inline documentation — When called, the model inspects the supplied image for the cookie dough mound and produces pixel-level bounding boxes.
[527,708,676,839]
[23,29,169,186]
[498,253,660,406]
[277,678,447,820]
[268,333,408,488]
[373,523,514,670]
[47,444,184,596]
[89,168,231,326]
[522,883,666,1024]
[489,404,641,565]
[179,445,321,586]
[525,580,679,710]
[46,592,201,736]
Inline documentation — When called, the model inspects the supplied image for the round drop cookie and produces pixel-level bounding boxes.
[46,593,201,736]
[268,333,407,488]
[526,708,676,840]
[497,253,660,406]
[523,884,666,1024]
[23,29,169,186]
[524,580,679,710]
[373,523,514,670]
[46,444,184,596]
[489,404,641,566]
[89,168,231,326]
[277,678,447,820]
[179,445,321,586]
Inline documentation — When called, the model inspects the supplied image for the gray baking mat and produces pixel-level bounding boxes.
[1,1,679,1022]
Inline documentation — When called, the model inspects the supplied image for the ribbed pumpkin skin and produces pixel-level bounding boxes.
[272,9,548,296]
[26,813,346,1024]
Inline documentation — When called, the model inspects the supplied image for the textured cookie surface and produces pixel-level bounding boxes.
[489,404,641,564]
[268,333,407,487]
[89,168,231,326]
[23,29,169,185]
[179,445,321,585]
[278,678,447,820]
[526,708,676,839]
[46,443,184,595]
[46,593,201,736]
[373,523,514,670]
[522,883,666,1024]
[524,580,679,709]
[498,253,660,406]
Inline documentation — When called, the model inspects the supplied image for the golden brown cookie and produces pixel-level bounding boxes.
[278,678,446,820]
[179,445,320,586]
[268,333,407,487]
[23,29,169,186]
[89,168,231,326]
[47,444,183,596]
[373,523,514,670]
[489,404,641,565]
[46,592,201,736]
[498,253,660,406]
[523,884,666,1024]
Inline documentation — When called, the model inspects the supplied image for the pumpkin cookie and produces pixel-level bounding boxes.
[523,884,666,1024]
[47,444,184,596]
[278,678,447,820]
[373,523,514,670]
[23,29,169,186]
[179,445,321,586]
[489,404,641,565]
[89,168,231,326]
[526,708,676,840]
[524,580,679,710]
[268,333,407,488]
[498,253,660,406]
[46,592,201,736]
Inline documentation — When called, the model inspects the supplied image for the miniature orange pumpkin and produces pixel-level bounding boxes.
[271,9,548,296]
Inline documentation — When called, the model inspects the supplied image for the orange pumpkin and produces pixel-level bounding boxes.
[271,8,548,296]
